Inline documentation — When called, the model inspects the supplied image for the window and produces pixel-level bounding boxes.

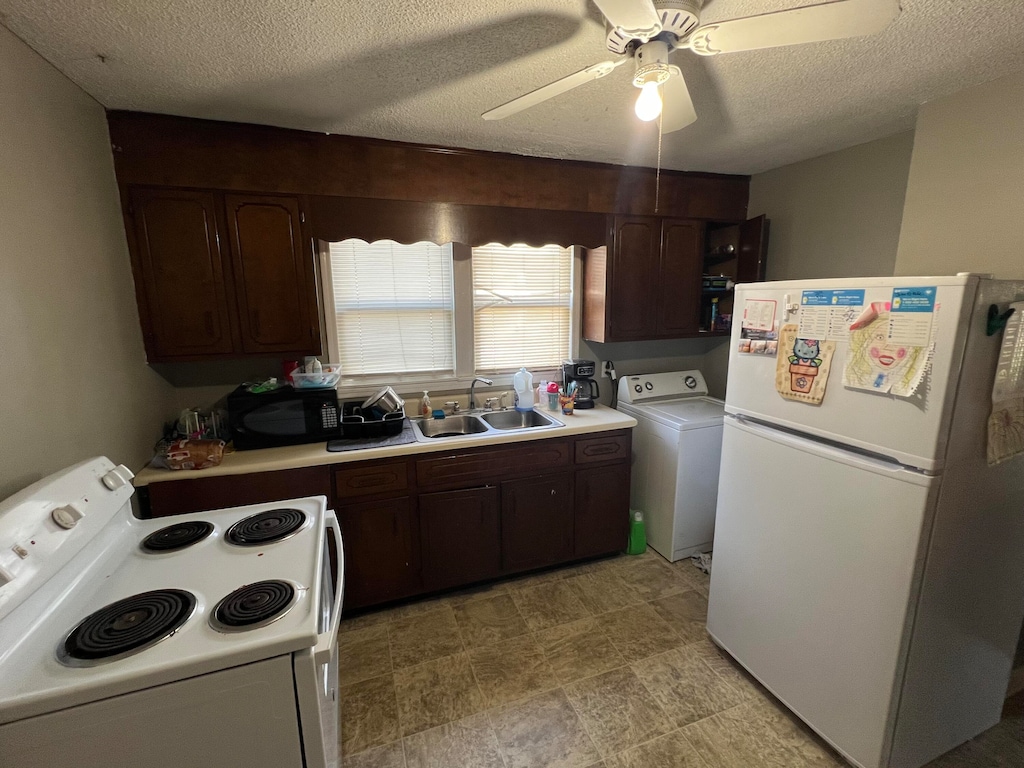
[472,243,572,372]
[324,240,454,378]
[322,239,576,388]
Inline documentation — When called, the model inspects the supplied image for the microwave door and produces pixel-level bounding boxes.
[247,401,308,435]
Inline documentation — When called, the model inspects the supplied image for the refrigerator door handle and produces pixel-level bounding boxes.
[728,415,935,486]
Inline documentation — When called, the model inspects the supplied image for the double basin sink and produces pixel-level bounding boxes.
[411,408,562,441]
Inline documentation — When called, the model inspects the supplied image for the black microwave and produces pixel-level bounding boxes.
[227,385,341,450]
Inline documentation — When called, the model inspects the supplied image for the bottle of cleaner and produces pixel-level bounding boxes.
[513,367,534,412]
[420,391,432,418]
[626,509,647,555]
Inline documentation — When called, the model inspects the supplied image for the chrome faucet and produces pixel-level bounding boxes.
[469,377,493,410]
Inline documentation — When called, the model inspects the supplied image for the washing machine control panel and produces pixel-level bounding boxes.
[617,370,709,404]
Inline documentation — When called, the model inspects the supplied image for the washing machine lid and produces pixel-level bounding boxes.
[627,396,725,430]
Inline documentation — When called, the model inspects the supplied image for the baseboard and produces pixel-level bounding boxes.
[1006,665,1024,698]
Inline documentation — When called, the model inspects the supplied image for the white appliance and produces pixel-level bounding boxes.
[616,370,724,561]
[0,457,344,768]
[708,274,1024,768]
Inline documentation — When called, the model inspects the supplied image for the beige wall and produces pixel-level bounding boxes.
[749,131,915,281]
[0,26,171,498]
[896,71,1024,278]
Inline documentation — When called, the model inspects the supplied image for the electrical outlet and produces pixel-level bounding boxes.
[601,360,614,378]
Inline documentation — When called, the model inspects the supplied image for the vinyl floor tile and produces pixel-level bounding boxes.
[344,740,406,768]
[616,558,689,601]
[511,580,592,632]
[681,700,799,768]
[468,633,558,707]
[565,570,644,615]
[388,606,464,669]
[535,617,627,686]
[632,647,749,728]
[452,593,529,648]
[605,729,708,768]
[489,689,601,768]
[340,673,401,757]
[338,623,392,686]
[563,667,673,757]
[598,603,684,660]
[393,652,485,736]
[649,590,709,644]
[404,712,505,768]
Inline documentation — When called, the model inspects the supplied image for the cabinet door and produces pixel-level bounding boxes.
[420,486,501,591]
[608,216,658,340]
[657,219,703,337]
[501,473,574,573]
[574,464,631,559]
[129,187,235,359]
[736,214,769,283]
[224,194,319,354]
[336,496,420,609]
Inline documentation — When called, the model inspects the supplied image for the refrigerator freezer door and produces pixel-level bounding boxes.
[707,417,939,768]
[726,276,976,472]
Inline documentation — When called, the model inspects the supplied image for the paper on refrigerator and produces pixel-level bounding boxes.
[843,300,933,398]
[988,302,1024,465]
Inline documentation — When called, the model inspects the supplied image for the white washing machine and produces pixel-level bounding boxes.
[616,370,725,562]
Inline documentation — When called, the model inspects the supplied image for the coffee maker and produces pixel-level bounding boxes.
[562,359,600,409]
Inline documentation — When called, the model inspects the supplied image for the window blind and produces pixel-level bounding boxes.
[328,240,454,376]
[472,243,572,372]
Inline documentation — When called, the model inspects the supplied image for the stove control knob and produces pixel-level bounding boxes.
[102,464,135,491]
[684,376,697,389]
[634,384,642,394]
[644,382,654,391]
[51,505,81,530]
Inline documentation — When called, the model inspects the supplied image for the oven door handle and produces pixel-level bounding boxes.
[314,509,345,666]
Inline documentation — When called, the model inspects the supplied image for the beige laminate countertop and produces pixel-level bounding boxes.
[133,405,636,487]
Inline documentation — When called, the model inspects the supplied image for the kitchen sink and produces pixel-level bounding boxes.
[411,409,562,441]
[415,415,489,439]
[479,410,557,430]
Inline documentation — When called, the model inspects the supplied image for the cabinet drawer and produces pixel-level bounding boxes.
[574,432,630,465]
[417,440,570,491]
[333,460,408,500]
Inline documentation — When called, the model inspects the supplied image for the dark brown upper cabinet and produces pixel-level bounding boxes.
[225,194,318,354]
[583,214,767,343]
[128,188,237,358]
[583,215,703,343]
[123,187,321,362]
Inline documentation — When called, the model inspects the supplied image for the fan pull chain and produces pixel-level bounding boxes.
[654,110,663,213]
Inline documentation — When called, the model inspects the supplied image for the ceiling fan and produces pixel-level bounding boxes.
[482,0,900,133]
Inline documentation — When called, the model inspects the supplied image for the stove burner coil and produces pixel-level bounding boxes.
[225,509,306,546]
[141,521,214,552]
[59,589,196,665]
[210,580,298,632]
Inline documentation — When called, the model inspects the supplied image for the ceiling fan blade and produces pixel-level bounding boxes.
[482,59,626,120]
[661,66,697,133]
[688,0,899,56]
[593,0,662,41]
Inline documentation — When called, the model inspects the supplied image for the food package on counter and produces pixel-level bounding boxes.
[153,438,226,471]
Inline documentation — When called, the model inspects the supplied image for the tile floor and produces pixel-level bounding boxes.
[337,549,1024,768]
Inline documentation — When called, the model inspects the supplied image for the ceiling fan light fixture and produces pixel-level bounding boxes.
[634,81,663,121]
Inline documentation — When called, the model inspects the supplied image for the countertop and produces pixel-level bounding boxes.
[134,405,637,487]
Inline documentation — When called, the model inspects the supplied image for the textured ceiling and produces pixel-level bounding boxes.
[2,0,1023,174]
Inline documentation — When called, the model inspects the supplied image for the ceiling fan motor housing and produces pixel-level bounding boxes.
[633,40,672,88]
[606,0,702,54]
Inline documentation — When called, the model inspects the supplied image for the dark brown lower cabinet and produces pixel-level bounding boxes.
[420,486,501,591]
[574,464,631,559]
[336,496,421,610]
[501,473,574,573]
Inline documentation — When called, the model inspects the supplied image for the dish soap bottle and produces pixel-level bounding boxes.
[513,367,534,412]
[420,391,432,418]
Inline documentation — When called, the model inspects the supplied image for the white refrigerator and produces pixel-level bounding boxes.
[707,274,1024,768]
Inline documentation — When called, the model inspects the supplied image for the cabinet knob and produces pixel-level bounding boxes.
[551,489,556,496]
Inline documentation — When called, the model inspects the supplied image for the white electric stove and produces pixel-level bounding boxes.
[0,457,343,768]
[616,370,725,562]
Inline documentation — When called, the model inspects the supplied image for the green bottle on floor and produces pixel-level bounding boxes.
[626,509,646,555]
